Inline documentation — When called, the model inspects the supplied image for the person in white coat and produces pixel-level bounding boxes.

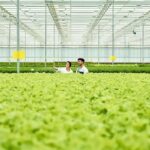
[54,61,73,74]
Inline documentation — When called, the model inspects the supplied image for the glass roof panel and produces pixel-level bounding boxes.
[0,0,150,47]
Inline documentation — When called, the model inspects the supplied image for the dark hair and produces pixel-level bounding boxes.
[67,61,72,67]
[78,58,85,63]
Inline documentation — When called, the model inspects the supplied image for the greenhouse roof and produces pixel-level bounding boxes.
[0,0,150,47]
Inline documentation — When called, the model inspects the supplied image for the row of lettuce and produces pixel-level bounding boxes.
[0,62,150,73]
[0,74,150,150]
[0,62,150,67]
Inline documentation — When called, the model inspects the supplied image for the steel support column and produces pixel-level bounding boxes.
[142,23,145,62]
[90,32,93,62]
[17,0,20,73]
[8,21,11,64]
[98,25,100,64]
[124,34,127,63]
[60,37,62,63]
[128,43,130,62]
[112,0,115,65]
[24,31,26,62]
[45,3,47,67]
[53,24,56,67]
[34,38,36,63]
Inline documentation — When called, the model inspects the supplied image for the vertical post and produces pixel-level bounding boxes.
[58,34,61,64]
[8,21,11,64]
[60,36,62,63]
[70,0,72,39]
[91,32,93,62]
[124,34,126,63]
[128,43,130,63]
[45,3,47,67]
[112,0,115,65]
[24,31,26,62]
[53,24,55,67]
[98,25,100,64]
[142,23,145,63]
[84,45,86,62]
[17,0,20,73]
[58,34,59,65]
[34,38,36,63]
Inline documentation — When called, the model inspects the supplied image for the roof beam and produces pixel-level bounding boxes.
[83,0,112,43]
[0,5,44,44]
[115,10,150,39]
[47,1,66,42]
[1,1,150,5]
[46,1,150,6]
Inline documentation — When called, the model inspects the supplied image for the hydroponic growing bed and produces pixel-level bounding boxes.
[0,74,150,150]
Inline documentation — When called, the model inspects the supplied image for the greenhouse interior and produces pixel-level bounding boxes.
[0,0,150,73]
[0,1,150,150]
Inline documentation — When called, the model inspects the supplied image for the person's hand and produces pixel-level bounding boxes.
[53,67,58,70]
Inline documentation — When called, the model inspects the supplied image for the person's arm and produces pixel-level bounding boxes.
[53,67,58,70]
[53,67,62,73]
[53,67,59,72]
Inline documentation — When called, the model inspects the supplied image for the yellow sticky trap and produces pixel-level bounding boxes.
[109,56,117,61]
[12,51,26,59]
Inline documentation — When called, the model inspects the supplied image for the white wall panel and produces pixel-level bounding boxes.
[0,47,150,63]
